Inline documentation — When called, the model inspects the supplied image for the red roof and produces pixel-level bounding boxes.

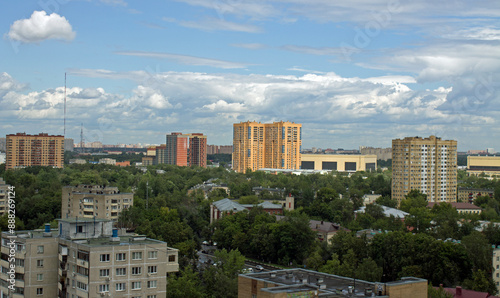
[427,202,482,210]
[436,286,499,298]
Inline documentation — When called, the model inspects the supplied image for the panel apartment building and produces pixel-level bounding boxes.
[6,133,64,169]
[233,121,302,173]
[164,133,207,167]
[61,185,133,221]
[392,136,457,205]
[0,219,179,298]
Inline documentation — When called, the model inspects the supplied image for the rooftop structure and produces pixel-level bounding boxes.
[238,268,427,297]
[355,205,409,219]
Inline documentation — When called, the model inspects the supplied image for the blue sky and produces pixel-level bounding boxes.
[1,0,499,151]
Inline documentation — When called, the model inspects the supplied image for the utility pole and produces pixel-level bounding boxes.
[146,181,149,209]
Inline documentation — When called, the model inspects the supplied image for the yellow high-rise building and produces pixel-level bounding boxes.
[232,121,302,173]
[6,133,64,169]
[392,135,457,205]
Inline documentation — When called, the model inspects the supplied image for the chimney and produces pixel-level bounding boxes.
[456,286,462,295]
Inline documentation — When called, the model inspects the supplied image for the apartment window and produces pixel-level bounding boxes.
[99,284,109,293]
[132,252,142,260]
[116,283,126,291]
[116,268,126,276]
[132,267,142,275]
[36,288,43,295]
[147,296,157,298]
[77,281,88,291]
[148,266,157,274]
[169,255,176,262]
[148,251,158,259]
[37,259,44,267]
[100,254,110,262]
[37,274,43,281]
[131,281,141,290]
[148,280,157,288]
[99,269,109,277]
[37,245,44,254]
[116,253,126,261]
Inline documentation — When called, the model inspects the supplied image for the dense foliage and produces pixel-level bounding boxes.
[2,163,500,295]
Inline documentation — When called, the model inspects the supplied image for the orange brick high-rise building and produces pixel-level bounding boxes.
[6,133,64,169]
[232,121,302,173]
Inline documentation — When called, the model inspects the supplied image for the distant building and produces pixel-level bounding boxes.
[210,198,283,223]
[166,133,189,166]
[457,187,494,203]
[363,193,382,205]
[232,121,302,173]
[64,138,74,151]
[427,202,482,215]
[207,145,233,155]
[0,138,5,152]
[115,161,130,167]
[6,133,65,169]
[141,156,155,166]
[0,218,179,298]
[309,219,349,242]
[252,187,285,197]
[68,158,86,164]
[61,185,133,220]
[0,152,5,164]
[238,268,428,297]
[355,204,409,219]
[155,144,167,165]
[98,158,116,165]
[301,154,377,172]
[359,146,392,161]
[0,178,11,216]
[392,136,457,205]
[467,156,500,178]
[189,133,207,167]
[187,180,230,199]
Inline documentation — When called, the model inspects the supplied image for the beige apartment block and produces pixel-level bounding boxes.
[457,187,494,203]
[233,121,302,173]
[467,156,500,178]
[0,225,59,297]
[494,247,500,293]
[1,219,179,298]
[6,133,64,169]
[0,178,11,216]
[392,136,457,205]
[61,185,133,221]
[301,154,377,172]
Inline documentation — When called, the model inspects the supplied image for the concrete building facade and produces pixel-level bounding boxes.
[166,133,188,166]
[467,156,500,178]
[0,178,11,216]
[0,219,179,298]
[189,133,207,168]
[392,136,457,205]
[6,133,64,169]
[301,154,377,172]
[457,187,494,203]
[232,121,302,173]
[359,146,392,161]
[61,185,133,221]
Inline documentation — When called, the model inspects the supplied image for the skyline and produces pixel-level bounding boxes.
[1,1,499,151]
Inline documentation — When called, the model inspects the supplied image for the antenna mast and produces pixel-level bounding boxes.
[80,123,84,153]
[64,73,67,137]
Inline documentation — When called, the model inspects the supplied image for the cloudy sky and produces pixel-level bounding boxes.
[1,0,499,150]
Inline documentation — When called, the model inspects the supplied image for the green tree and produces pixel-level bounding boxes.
[167,267,204,298]
[462,269,497,295]
[203,249,245,298]
[400,190,428,212]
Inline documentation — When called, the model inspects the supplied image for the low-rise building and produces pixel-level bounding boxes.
[99,158,116,165]
[238,268,428,297]
[467,156,500,178]
[427,202,482,215]
[69,158,86,164]
[458,187,494,203]
[301,154,377,172]
[61,185,133,221]
[0,178,11,215]
[355,204,409,219]
[0,219,179,298]
[363,193,382,205]
[210,199,283,223]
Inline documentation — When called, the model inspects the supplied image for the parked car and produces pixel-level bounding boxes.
[255,265,264,271]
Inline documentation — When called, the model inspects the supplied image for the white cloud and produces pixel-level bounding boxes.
[115,51,251,69]
[7,11,76,43]
[164,17,261,33]
[3,69,499,149]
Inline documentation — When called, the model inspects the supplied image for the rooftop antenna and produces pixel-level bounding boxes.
[64,73,67,137]
[80,123,84,153]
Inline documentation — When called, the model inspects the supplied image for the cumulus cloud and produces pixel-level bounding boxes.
[7,11,75,43]
[3,68,498,148]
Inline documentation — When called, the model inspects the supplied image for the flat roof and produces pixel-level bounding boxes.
[240,268,426,297]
